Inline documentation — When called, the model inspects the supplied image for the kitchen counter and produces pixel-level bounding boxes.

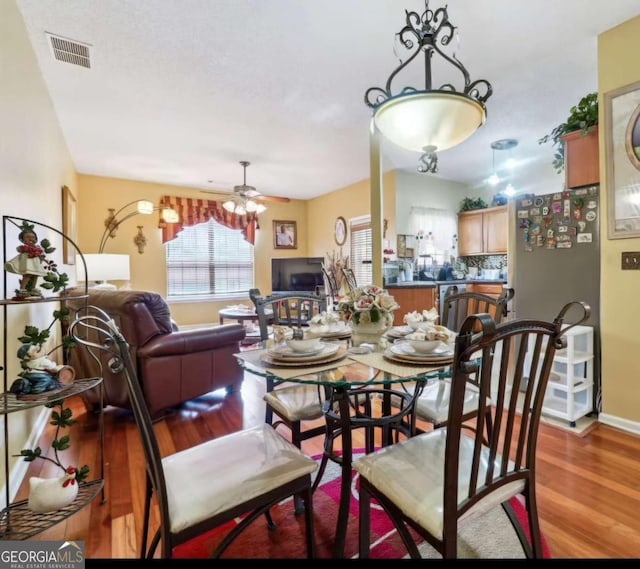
[386,279,507,288]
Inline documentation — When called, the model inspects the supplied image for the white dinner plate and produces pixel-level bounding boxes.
[386,326,413,338]
[390,342,453,360]
[320,326,352,338]
[269,342,341,361]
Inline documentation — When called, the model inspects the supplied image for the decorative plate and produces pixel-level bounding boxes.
[383,347,454,366]
[261,346,348,367]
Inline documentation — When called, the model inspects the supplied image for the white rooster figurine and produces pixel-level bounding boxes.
[28,466,78,513]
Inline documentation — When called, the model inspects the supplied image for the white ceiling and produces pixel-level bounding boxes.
[16,0,640,201]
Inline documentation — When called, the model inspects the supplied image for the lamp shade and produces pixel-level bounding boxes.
[373,92,486,153]
[76,253,130,289]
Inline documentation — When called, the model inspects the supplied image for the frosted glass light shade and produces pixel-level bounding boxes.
[76,253,130,290]
[136,200,154,214]
[373,92,486,153]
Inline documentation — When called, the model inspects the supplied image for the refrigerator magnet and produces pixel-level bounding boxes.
[552,201,562,214]
[587,200,597,209]
[585,210,597,222]
[577,233,593,243]
[557,241,572,249]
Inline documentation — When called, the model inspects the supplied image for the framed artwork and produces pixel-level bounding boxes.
[273,220,297,249]
[61,185,77,264]
[334,216,347,246]
[605,80,640,239]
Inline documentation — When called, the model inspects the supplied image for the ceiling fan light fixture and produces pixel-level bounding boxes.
[365,1,492,155]
[223,199,237,213]
[245,199,259,213]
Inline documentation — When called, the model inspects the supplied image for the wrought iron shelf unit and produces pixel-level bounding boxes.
[1,216,105,540]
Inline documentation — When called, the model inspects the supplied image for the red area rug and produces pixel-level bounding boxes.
[173,453,551,559]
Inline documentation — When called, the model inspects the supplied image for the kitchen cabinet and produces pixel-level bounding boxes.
[389,286,437,326]
[562,127,599,189]
[525,324,594,427]
[466,283,504,298]
[458,205,508,256]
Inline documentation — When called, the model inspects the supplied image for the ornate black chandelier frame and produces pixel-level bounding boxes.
[364,0,493,173]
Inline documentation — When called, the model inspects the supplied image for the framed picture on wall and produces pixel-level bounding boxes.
[61,185,77,264]
[273,220,297,249]
[605,79,640,239]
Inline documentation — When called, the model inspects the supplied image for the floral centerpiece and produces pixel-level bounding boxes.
[337,285,399,327]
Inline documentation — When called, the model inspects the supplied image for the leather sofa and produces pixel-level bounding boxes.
[62,289,246,418]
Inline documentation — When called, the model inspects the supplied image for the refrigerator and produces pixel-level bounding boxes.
[511,184,600,412]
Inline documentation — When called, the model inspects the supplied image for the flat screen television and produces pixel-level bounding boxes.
[271,257,324,293]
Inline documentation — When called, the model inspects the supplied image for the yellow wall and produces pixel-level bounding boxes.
[75,175,309,325]
[598,16,640,428]
[76,170,396,326]
[307,171,397,265]
[0,0,78,503]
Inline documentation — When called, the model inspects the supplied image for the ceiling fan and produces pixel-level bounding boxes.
[204,161,290,214]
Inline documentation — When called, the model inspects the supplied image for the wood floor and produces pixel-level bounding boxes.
[14,371,640,559]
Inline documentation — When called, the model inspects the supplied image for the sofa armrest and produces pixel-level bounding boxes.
[138,323,245,358]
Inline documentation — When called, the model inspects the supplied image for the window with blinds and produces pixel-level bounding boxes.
[350,218,372,287]
[166,218,254,300]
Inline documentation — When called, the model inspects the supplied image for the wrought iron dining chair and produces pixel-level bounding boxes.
[69,306,318,559]
[355,301,590,559]
[249,289,330,444]
[321,264,340,307]
[341,267,358,293]
[412,286,515,436]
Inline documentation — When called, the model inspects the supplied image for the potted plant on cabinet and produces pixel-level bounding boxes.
[538,92,599,187]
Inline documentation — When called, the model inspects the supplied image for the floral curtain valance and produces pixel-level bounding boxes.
[158,196,260,245]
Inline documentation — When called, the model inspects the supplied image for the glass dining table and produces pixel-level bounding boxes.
[234,340,453,558]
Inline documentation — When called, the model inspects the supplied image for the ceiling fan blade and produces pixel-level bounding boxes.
[256,195,290,203]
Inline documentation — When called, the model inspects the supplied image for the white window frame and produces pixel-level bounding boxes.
[165,218,254,302]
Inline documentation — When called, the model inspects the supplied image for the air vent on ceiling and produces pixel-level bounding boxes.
[46,32,91,68]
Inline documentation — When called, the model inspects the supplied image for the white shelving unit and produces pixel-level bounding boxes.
[526,324,594,427]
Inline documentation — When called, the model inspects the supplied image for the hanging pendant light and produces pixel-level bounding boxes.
[365,0,493,164]
[488,138,518,186]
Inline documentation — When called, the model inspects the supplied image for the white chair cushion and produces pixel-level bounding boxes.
[353,430,525,540]
[415,380,487,424]
[263,384,325,422]
[163,424,317,534]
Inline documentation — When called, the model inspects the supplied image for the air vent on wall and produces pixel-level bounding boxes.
[46,32,91,68]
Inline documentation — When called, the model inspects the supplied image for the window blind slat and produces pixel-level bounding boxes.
[166,218,254,298]
[350,218,372,286]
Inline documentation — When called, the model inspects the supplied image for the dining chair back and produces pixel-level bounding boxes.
[412,286,515,434]
[341,267,358,293]
[441,285,515,332]
[321,264,340,306]
[355,301,590,559]
[69,305,317,558]
[249,289,331,513]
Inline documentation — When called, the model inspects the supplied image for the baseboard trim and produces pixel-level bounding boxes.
[598,413,640,436]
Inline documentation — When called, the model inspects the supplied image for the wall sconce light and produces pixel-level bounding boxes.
[99,199,178,254]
